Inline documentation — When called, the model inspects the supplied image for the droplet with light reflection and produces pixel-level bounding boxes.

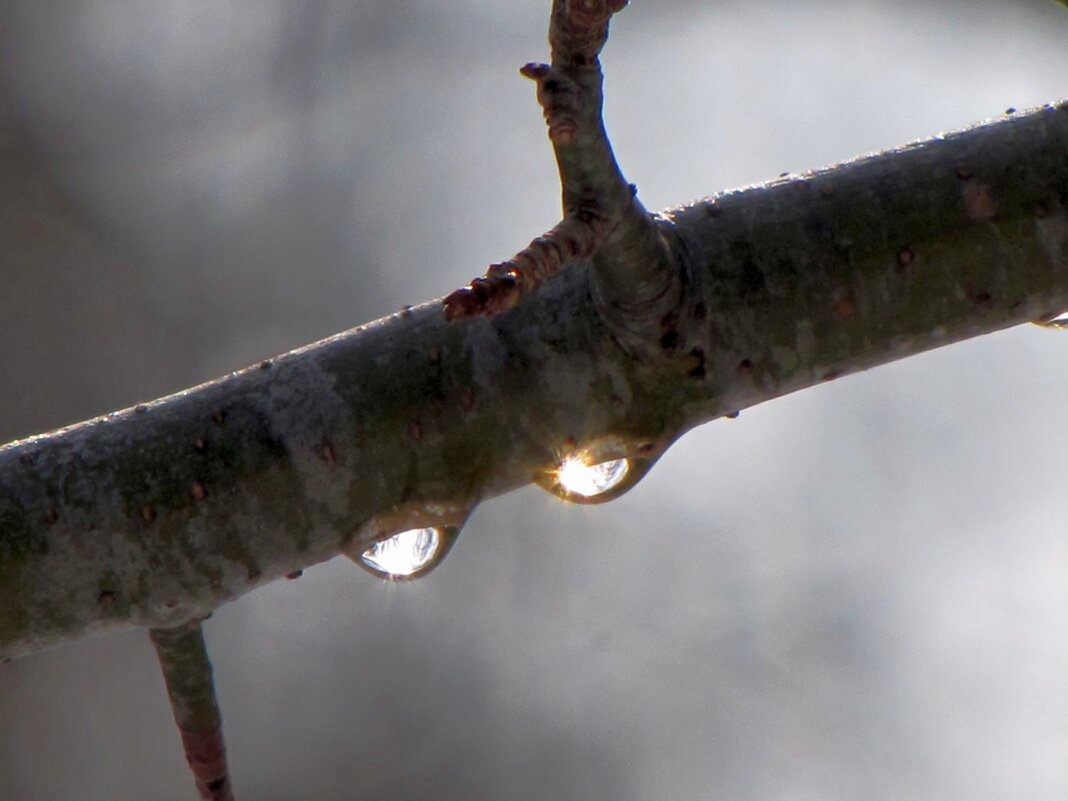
[1035,311,1068,329]
[557,456,630,498]
[356,526,460,581]
[536,443,667,505]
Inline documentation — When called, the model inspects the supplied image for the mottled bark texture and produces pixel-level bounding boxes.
[150,621,234,801]
[2,0,1068,666]
[2,101,1066,661]
[2,100,1067,661]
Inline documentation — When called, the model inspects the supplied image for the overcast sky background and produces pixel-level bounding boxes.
[2,1,1068,799]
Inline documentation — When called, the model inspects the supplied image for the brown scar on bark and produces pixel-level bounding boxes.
[967,289,994,309]
[963,182,998,220]
[320,444,336,465]
[834,297,856,320]
[686,347,706,379]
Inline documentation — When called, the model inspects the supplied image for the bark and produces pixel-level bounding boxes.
[150,621,234,801]
[2,99,1067,661]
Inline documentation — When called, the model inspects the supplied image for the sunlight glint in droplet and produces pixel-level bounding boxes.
[1036,310,1068,328]
[359,527,442,580]
[556,456,630,498]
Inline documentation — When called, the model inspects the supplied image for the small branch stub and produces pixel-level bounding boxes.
[149,621,235,801]
[442,0,674,326]
[443,213,611,319]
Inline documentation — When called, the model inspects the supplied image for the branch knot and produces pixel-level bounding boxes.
[442,0,676,327]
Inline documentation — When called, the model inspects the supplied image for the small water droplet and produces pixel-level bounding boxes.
[557,456,629,498]
[357,526,459,581]
[1035,310,1068,328]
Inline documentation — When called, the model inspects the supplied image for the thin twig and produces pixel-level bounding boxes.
[150,621,235,801]
[442,0,673,322]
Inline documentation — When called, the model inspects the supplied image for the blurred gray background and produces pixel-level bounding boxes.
[2,1,1068,799]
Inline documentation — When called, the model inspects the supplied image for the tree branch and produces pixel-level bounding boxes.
[2,62,1067,661]
[150,621,234,801]
[443,0,673,326]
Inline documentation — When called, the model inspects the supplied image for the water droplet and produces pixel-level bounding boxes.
[1035,310,1068,328]
[356,526,460,581]
[536,443,667,505]
[557,456,629,497]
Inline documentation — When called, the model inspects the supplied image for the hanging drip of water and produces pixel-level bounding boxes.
[534,439,667,505]
[1034,311,1068,328]
[354,525,462,581]
[557,455,629,497]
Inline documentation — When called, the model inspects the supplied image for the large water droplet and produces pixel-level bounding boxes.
[534,435,680,505]
[357,526,459,581]
[557,456,630,498]
[536,446,665,505]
